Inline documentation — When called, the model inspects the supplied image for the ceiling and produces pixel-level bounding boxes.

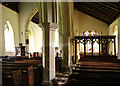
[32,2,120,25]
[2,2,19,12]
[74,2,120,25]
[1,2,119,25]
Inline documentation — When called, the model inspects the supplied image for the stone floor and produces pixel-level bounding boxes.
[55,72,70,86]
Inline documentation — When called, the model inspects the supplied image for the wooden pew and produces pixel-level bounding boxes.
[15,59,42,64]
[14,59,43,85]
[65,61,120,85]
[2,66,34,86]
[2,57,43,85]
[2,56,42,63]
[68,72,120,85]
[2,62,43,85]
[77,61,120,67]
[2,70,22,86]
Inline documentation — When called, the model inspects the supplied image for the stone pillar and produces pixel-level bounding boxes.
[99,38,100,56]
[118,18,120,59]
[0,4,2,56]
[59,34,69,71]
[49,23,57,80]
[75,37,77,64]
[62,34,69,71]
[0,4,2,86]
[114,37,116,56]
[68,38,72,67]
[91,38,93,56]
[42,23,50,81]
[42,22,57,81]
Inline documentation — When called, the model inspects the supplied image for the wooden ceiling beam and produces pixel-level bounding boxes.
[87,3,119,17]
[93,2,119,16]
[79,3,116,19]
[96,2,119,14]
[76,6,110,24]
[108,2,119,8]
[76,4,114,22]
[74,2,119,25]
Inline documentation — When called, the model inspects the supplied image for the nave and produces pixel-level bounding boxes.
[0,1,120,86]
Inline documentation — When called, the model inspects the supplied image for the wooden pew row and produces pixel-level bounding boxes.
[77,62,120,67]
[15,60,42,64]
[64,61,120,85]
[2,57,43,86]
[2,62,43,85]
[68,70,120,85]
[66,76,120,85]
[74,65,120,71]
[2,70,22,86]
[66,69,120,85]
[2,66,34,86]
[72,68,120,75]
[2,56,42,64]
[10,57,42,62]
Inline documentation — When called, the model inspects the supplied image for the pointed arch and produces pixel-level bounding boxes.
[4,20,15,52]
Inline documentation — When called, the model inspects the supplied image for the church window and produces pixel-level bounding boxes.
[4,20,15,52]
[81,30,100,53]
[82,30,100,36]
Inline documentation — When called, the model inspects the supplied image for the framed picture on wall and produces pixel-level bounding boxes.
[15,46,25,56]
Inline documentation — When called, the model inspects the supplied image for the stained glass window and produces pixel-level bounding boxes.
[88,41,92,52]
[91,31,95,36]
[81,30,100,53]
[94,41,99,53]
[82,30,99,36]
[84,31,89,36]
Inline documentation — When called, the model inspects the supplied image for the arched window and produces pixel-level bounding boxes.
[4,20,15,52]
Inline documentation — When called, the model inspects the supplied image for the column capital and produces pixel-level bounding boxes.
[38,22,58,31]
[59,34,69,38]
[50,23,58,29]
[38,22,50,30]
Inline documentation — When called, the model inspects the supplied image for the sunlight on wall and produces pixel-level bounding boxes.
[28,21,43,53]
[29,29,34,53]
[4,20,15,52]
[39,28,42,52]
[113,25,118,55]
[55,29,59,47]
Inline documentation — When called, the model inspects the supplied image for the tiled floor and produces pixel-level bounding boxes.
[55,72,70,86]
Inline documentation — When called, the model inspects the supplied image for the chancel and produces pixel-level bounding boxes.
[0,1,120,86]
